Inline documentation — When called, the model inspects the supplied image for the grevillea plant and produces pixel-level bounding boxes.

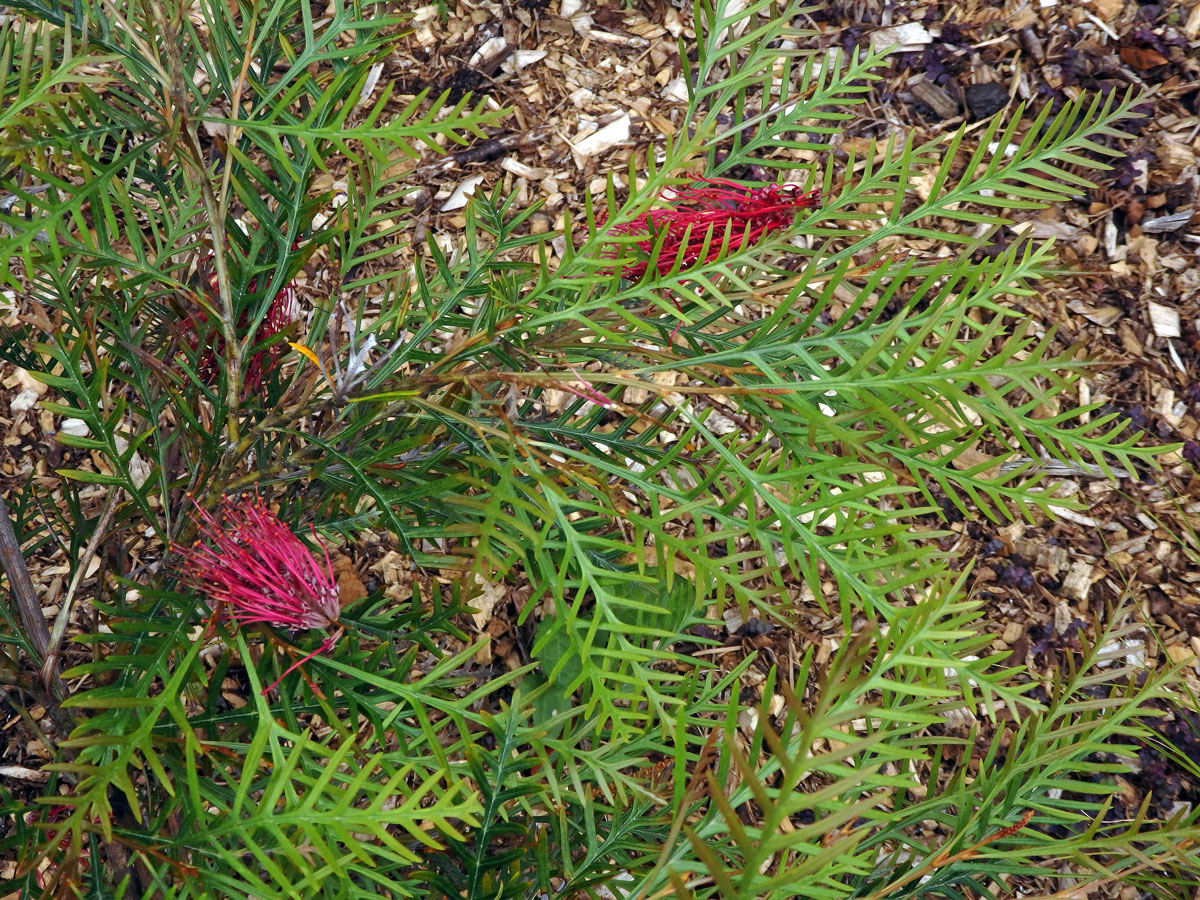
[1,1,1198,899]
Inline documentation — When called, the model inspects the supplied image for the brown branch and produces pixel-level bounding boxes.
[864,809,1036,900]
[0,496,67,703]
[0,494,50,661]
[146,0,244,443]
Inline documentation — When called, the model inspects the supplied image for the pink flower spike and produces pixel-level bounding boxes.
[178,492,341,637]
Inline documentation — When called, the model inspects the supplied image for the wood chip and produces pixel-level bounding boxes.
[1076,304,1122,327]
[1061,560,1096,602]
[440,175,486,212]
[468,36,507,67]
[1187,3,1200,39]
[1147,301,1181,338]
[354,62,384,110]
[470,574,506,631]
[571,113,630,160]
[663,76,689,103]
[0,765,49,782]
[870,22,932,53]
[500,157,541,179]
[1140,210,1194,234]
[501,49,547,73]
[1166,644,1196,666]
[332,555,367,605]
[910,78,958,118]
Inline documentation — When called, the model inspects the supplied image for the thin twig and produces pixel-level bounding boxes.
[217,16,258,217]
[862,809,1036,900]
[1011,839,1197,899]
[41,489,120,695]
[27,484,70,559]
[629,729,721,900]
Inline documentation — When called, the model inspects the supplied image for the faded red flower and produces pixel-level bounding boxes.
[179,493,339,631]
[604,177,819,279]
[179,244,302,393]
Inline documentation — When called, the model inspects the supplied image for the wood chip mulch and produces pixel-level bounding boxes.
[3,0,1200,891]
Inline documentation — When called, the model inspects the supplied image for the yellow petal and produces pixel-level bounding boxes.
[288,342,335,390]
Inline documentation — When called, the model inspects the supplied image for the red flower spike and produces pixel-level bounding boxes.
[178,494,341,692]
[604,178,819,279]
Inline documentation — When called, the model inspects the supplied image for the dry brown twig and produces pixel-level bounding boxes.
[0,495,51,661]
[40,488,120,694]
